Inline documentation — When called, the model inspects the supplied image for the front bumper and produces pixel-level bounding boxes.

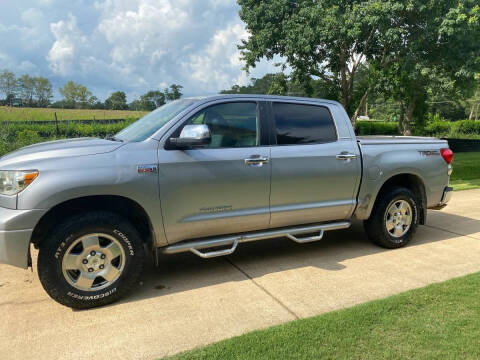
[430,186,453,210]
[0,229,32,268]
[0,207,46,269]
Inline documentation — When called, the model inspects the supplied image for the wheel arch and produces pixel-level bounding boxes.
[369,173,427,224]
[31,195,156,249]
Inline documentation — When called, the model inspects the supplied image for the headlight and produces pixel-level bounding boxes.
[0,170,38,196]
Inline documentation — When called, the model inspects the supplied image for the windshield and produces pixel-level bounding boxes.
[115,99,198,142]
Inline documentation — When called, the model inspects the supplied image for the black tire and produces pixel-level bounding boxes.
[364,186,419,249]
[38,211,145,309]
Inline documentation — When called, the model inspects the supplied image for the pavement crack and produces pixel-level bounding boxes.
[224,257,300,320]
[424,224,480,240]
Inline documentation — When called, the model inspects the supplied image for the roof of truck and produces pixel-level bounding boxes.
[183,94,342,106]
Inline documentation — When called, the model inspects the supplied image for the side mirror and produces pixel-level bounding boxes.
[169,124,211,148]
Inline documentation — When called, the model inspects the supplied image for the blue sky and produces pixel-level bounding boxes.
[0,0,278,101]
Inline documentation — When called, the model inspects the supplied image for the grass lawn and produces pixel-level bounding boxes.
[169,272,480,360]
[0,106,148,121]
[450,152,480,191]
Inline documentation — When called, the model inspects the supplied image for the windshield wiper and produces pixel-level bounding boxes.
[105,134,124,142]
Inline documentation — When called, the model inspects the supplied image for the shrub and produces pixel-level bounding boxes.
[456,120,480,135]
[355,121,400,136]
[0,120,135,156]
[424,121,452,136]
[15,130,44,148]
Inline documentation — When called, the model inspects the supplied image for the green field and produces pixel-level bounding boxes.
[169,272,480,360]
[0,106,148,121]
[450,152,480,191]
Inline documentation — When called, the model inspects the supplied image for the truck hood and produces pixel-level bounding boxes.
[0,138,124,168]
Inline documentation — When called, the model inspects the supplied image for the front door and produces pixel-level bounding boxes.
[158,101,271,243]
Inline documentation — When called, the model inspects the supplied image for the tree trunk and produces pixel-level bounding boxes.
[398,101,405,134]
[351,89,369,128]
[469,104,475,120]
[403,100,416,136]
[339,44,351,111]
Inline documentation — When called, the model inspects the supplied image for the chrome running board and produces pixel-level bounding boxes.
[162,221,351,259]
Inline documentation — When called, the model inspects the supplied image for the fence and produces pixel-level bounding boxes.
[0,118,132,126]
[443,138,480,153]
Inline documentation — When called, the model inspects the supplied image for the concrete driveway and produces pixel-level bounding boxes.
[1,189,480,360]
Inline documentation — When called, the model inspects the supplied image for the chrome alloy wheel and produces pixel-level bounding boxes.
[62,233,126,292]
[385,200,413,238]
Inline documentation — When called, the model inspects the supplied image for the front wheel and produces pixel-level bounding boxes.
[38,211,145,309]
[364,187,419,249]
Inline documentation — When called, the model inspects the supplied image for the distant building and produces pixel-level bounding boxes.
[11,98,23,107]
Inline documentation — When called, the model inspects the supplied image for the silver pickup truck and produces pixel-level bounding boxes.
[0,95,453,309]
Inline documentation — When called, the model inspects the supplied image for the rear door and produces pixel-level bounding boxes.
[158,101,272,243]
[269,101,361,228]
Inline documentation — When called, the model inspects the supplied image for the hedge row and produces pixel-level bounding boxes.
[423,120,480,137]
[355,121,400,135]
[0,120,134,156]
[1,119,480,157]
[356,120,480,138]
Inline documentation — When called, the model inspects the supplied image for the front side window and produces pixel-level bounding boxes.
[273,103,337,145]
[182,102,259,148]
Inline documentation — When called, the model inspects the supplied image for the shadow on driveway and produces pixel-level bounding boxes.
[113,211,480,308]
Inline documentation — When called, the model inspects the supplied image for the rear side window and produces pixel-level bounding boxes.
[273,103,337,145]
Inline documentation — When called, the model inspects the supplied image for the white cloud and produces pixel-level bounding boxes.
[184,22,250,91]
[2,0,280,100]
[47,14,87,75]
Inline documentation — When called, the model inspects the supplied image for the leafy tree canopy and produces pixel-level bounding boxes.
[238,0,480,134]
[105,91,128,110]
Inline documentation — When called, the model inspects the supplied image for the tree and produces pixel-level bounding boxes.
[139,90,166,110]
[59,81,79,108]
[467,77,480,120]
[59,81,95,109]
[165,84,183,101]
[222,73,293,95]
[17,75,37,107]
[267,73,288,95]
[105,91,128,110]
[34,77,53,107]
[370,0,480,134]
[76,85,93,109]
[0,70,17,105]
[238,0,405,116]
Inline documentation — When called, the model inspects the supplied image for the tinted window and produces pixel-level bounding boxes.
[273,103,337,145]
[183,102,259,148]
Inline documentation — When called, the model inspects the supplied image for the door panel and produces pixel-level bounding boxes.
[269,101,360,228]
[270,140,360,227]
[158,101,271,244]
[158,147,271,243]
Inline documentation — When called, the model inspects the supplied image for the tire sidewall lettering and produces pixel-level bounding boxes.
[113,229,135,256]
[67,288,117,301]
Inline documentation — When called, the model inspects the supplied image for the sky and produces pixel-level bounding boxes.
[0,0,279,101]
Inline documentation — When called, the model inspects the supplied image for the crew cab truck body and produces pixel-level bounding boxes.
[0,95,453,308]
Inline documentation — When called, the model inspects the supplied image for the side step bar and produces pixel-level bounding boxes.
[162,221,351,259]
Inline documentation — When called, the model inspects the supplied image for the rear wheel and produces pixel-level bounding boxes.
[364,187,419,249]
[38,211,145,309]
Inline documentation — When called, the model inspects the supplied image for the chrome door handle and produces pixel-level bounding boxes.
[336,153,357,160]
[245,156,269,167]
